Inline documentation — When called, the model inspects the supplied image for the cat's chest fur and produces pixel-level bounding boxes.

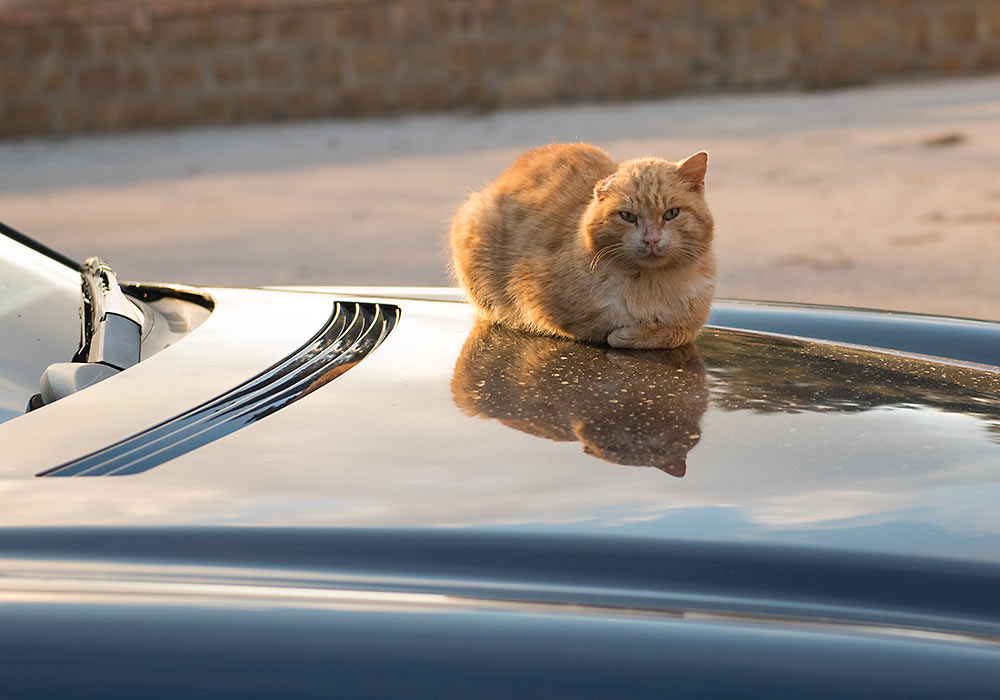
[593,266,712,328]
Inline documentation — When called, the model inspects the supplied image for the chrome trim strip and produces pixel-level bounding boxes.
[38,301,399,477]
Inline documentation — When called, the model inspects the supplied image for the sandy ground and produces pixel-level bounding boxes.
[1,76,998,321]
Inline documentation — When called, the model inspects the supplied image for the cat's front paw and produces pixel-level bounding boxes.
[607,326,642,349]
[607,325,697,349]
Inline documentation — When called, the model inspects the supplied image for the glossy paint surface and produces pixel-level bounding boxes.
[2,558,999,700]
[3,288,1000,695]
[2,290,999,560]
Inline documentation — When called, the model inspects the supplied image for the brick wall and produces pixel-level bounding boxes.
[2,0,999,138]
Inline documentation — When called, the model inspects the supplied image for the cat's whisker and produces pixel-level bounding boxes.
[591,244,624,272]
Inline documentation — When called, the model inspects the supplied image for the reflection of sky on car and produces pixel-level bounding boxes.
[1,298,999,564]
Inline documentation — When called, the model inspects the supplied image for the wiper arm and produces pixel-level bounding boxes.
[77,257,143,370]
[28,257,145,411]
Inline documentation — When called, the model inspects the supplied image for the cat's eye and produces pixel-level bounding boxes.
[663,208,681,221]
[619,211,637,224]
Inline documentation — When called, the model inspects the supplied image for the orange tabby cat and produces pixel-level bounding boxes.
[450,143,715,349]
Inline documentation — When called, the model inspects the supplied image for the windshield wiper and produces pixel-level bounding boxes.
[28,258,144,410]
[75,257,143,370]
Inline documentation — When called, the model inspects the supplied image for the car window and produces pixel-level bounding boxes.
[0,233,81,424]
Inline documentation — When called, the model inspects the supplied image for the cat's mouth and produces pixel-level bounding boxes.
[631,246,674,267]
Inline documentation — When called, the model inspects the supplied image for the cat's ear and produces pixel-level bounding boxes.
[676,151,708,192]
[594,175,616,201]
[658,457,687,478]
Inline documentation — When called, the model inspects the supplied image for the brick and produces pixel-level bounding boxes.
[125,65,150,93]
[159,17,220,51]
[975,45,1000,70]
[79,63,120,96]
[650,66,686,95]
[750,22,792,52]
[560,35,606,63]
[603,68,642,99]
[240,92,279,121]
[795,18,824,54]
[387,1,433,40]
[0,66,32,95]
[214,54,246,86]
[139,96,192,128]
[272,12,319,43]
[871,55,912,76]
[667,27,702,57]
[617,31,656,61]
[478,0,504,33]
[339,84,389,115]
[431,4,455,36]
[703,0,759,21]
[799,56,865,88]
[285,89,335,119]
[444,43,479,73]
[732,55,791,87]
[90,99,133,131]
[61,27,93,56]
[58,103,81,134]
[196,95,235,123]
[991,8,1000,38]
[100,25,134,55]
[523,37,556,66]
[301,8,341,41]
[0,32,21,62]
[500,73,558,104]
[220,13,266,44]
[483,42,517,70]
[457,79,492,108]
[397,80,456,111]
[252,50,293,83]
[641,0,686,21]
[938,11,979,44]
[453,4,478,34]
[352,46,395,76]
[599,1,636,25]
[405,45,445,73]
[37,63,69,93]
[758,0,788,20]
[713,26,740,55]
[160,58,203,90]
[562,0,594,26]
[511,0,559,28]
[22,29,54,58]
[556,69,601,101]
[928,53,966,73]
[899,15,929,51]
[834,15,893,50]
[302,47,342,82]
[1,101,53,137]
[336,7,384,41]
[688,62,723,90]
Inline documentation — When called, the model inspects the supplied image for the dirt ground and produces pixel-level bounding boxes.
[1,75,998,321]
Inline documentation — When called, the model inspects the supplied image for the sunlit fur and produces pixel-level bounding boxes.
[450,143,715,349]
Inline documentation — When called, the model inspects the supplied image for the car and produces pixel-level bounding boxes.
[1,221,1000,698]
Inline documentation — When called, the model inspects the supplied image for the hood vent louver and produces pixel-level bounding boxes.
[38,301,398,477]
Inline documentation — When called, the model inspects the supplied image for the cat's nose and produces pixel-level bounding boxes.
[642,228,661,246]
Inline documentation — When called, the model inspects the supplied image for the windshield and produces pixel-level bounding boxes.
[0,232,81,423]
